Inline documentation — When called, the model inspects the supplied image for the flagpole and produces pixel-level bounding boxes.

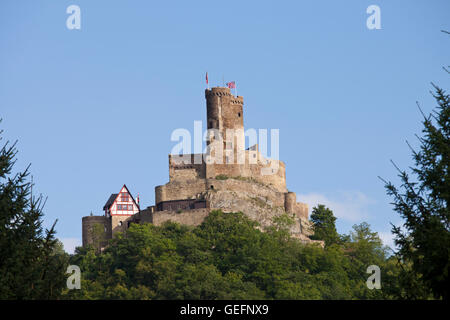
[235,81,238,96]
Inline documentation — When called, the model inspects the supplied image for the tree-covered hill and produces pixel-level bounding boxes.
[63,210,412,300]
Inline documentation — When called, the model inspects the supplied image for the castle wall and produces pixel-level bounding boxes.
[130,207,154,224]
[169,154,206,182]
[155,179,207,204]
[205,150,287,193]
[257,159,286,192]
[295,202,309,220]
[151,208,210,227]
[111,215,133,235]
[157,199,206,211]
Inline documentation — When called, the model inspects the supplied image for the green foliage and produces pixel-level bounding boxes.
[381,84,450,300]
[272,212,295,229]
[309,204,340,246]
[0,125,69,299]
[215,174,229,180]
[340,223,390,299]
[65,210,405,300]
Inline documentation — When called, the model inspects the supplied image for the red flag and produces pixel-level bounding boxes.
[206,72,208,85]
[226,81,235,89]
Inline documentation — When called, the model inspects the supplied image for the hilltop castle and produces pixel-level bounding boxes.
[82,86,319,248]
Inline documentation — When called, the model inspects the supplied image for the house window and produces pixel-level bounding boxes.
[119,221,123,226]
[117,204,133,211]
[121,193,129,202]
[238,112,241,117]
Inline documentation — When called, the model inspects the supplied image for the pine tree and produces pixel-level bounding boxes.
[381,84,450,299]
[0,124,68,299]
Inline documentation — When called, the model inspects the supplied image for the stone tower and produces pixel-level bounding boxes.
[205,87,244,137]
[205,87,246,179]
[81,215,110,248]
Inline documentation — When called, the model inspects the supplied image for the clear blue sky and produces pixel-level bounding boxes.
[1,0,449,253]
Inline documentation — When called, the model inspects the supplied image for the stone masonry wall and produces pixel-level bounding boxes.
[151,208,210,226]
[155,179,207,204]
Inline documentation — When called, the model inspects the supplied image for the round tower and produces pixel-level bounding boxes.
[284,192,297,214]
[205,87,244,146]
[82,215,110,248]
[155,185,166,205]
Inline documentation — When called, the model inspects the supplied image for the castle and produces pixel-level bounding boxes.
[82,86,319,248]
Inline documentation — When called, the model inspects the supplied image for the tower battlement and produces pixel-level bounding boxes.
[205,87,244,135]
